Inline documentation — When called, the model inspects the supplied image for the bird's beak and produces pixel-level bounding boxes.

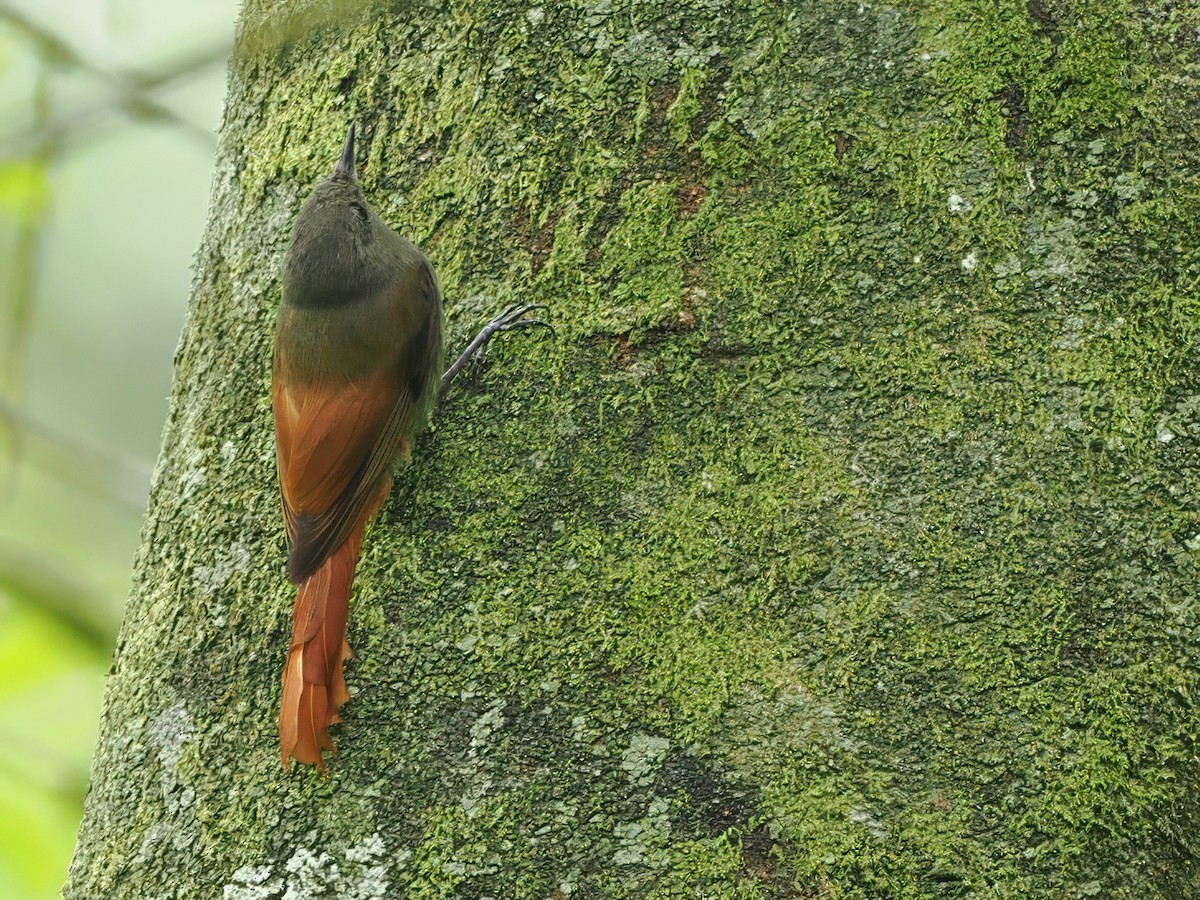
[334,124,356,180]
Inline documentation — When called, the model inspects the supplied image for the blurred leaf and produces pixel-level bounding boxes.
[0,160,48,220]
[0,399,151,511]
[0,769,82,899]
[0,8,216,156]
[0,602,103,899]
[0,602,102,791]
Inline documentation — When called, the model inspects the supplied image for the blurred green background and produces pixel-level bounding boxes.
[0,1,234,895]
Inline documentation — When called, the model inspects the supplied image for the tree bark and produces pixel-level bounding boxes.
[67,1,1199,897]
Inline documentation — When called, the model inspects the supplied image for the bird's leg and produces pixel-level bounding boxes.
[440,304,553,394]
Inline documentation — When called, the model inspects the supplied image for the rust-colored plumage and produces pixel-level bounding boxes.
[273,126,442,768]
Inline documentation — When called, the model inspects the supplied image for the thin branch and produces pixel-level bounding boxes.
[124,42,232,93]
[0,538,117,653]
[0,59,50,400]
[0,730,89,802]
[0,5,222,155]
[0,397,152,510]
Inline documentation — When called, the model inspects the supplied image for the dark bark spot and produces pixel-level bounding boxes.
[613,335,635,367]
[512,204,559,276]
[740,825,811,896]
[994,81,1028,150]
[1027,0,1062,42]
[679,182,707,216]
[660,749,755,837]
[833,130,855,160]
[652,79,680,116]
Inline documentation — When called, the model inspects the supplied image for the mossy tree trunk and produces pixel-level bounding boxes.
[67,1,1199,897]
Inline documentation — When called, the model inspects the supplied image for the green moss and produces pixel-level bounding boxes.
[596,179,688,333]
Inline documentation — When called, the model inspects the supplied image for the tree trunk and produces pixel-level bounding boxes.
[67,1,1199,897]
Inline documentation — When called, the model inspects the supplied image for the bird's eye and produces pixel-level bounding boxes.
[351,201,368,222]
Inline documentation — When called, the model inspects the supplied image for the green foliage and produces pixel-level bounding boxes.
[0,604,105,898]
[0,161,48,220]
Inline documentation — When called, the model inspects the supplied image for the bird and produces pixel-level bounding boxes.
[272,124,443,768]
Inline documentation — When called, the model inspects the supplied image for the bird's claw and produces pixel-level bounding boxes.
[440,303,555,392]
[484,304,555,338]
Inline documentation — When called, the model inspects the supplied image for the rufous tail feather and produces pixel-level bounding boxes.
[278,525,364,769]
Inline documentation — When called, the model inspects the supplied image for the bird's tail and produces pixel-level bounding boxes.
[278,526,364,769]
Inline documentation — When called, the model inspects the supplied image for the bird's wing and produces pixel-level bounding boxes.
[272,264,442,583]
[273,364,408,583]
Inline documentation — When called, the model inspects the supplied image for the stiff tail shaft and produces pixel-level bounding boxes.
[278,525,364,769]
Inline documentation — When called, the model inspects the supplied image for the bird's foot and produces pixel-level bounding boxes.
[440,304,554,392]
